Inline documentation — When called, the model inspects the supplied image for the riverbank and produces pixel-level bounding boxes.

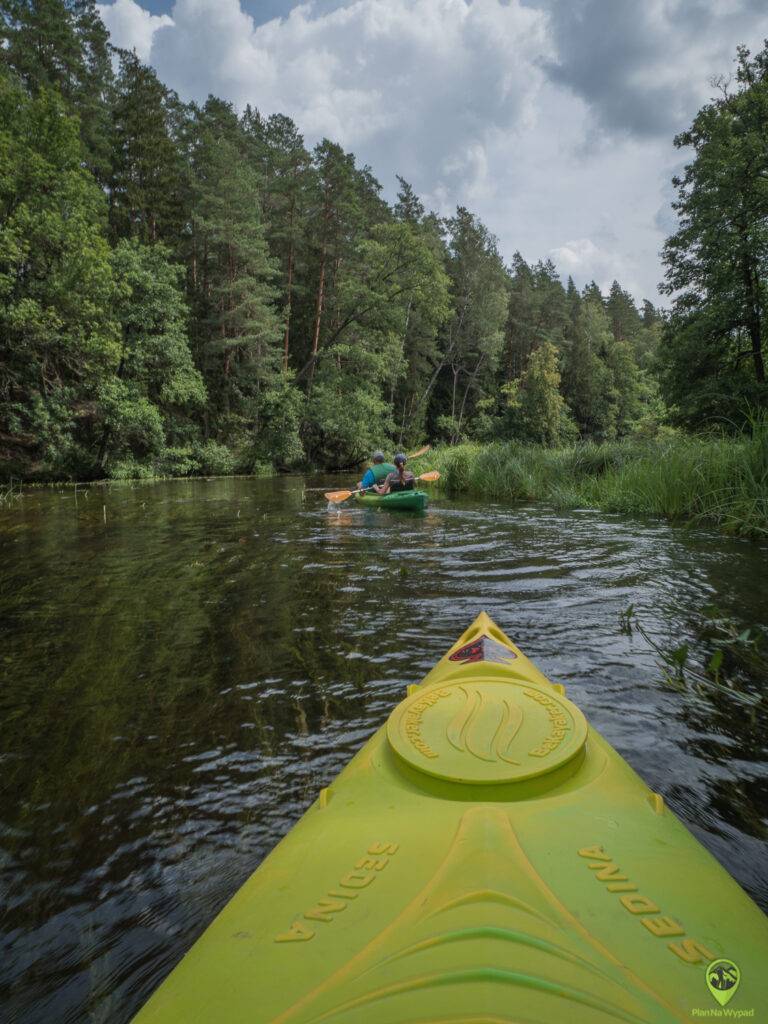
[418,431,768,537]
[0,467,274,506]
[5,430,767,538]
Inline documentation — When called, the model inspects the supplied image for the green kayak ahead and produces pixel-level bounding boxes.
[354,489,428,511]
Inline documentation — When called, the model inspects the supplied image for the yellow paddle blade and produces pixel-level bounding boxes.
[324,489,354,503]
[418,470,440,482]
[407,444,431,459]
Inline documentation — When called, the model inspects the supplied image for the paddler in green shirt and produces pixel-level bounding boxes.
[357,450,396,493]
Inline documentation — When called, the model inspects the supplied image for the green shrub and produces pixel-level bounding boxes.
[109,458,154,480]
[153,447,201,477]
[195,440,236,476]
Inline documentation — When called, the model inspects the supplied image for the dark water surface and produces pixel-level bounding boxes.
[1,476,767,1023]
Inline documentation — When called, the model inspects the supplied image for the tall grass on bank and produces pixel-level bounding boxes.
[420,419,768,537]
[0,478,22,506]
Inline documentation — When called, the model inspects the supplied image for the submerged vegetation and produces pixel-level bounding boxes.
[420,414,768,536]
[621,603,768,714]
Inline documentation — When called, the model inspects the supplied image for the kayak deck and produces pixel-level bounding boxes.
[132,613,768,1023]
[354,489,428,510]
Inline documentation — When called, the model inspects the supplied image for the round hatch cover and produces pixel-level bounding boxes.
[387,679,587,784]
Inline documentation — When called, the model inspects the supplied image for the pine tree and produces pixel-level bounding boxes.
[187,99,283,445]
[109,52,187,244]
[561,299,617,439]
[1,0,114,180]
[606,281,642,343]
[302,141,362,387]
[504,253,536,380]
[504,255,568,380]
[438,207,509,441]
[504,340,575,445]
[582,281,604,305]
[394,176,425,225]
[299,143,389,388]
[256,113,312,372]
[566,276,582,320]
[393,200,451,446]
[71,0,113,180]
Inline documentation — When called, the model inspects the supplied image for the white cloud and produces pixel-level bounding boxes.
[551,238,602,272]
[550,239,635,295]
[146,0,550,176]
[97,0,173,61]
[94,0,768,304]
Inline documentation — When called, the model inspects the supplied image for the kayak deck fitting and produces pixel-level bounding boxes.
[354,489,428,511]
[132,612,768,1023]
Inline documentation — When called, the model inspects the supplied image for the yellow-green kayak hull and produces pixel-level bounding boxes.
[133,613,768,1023]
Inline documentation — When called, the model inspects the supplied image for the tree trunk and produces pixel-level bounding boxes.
[399,395,408,447]
[283,243,294,372]
[283,196,296,372]
[409,338,456,433]
[329,255,342,334]
[308,183,333,391]
[456,354,485,439]
[190,218,199,289]
[309,251,326,391]
[750,323,765,383]
[742,253,765,382]
[97,354,126,470]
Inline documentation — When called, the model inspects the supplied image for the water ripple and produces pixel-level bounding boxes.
[1,478,767,1023]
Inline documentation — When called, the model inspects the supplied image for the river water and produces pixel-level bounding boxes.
[1,476,767,1023]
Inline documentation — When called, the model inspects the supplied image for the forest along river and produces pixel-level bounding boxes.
[1,476,767,1023]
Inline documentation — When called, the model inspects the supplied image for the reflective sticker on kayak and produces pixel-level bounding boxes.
[449,634,517,664]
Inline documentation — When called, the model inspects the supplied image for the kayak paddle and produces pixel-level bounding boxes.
[406,444,431,459]
[324,471,440,505]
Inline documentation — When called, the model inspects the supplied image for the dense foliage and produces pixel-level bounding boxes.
[661,44,768,427]
[1,3,762,480]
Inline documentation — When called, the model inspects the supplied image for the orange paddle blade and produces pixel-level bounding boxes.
[324,489,354,503]
[417,470,440,482]
[407,444,431,459]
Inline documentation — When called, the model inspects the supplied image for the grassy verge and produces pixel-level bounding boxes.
[417,427,768,537]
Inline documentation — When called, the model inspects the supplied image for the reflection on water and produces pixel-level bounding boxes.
[1,476,767,1023]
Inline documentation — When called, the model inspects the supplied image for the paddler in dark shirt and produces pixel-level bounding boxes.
[374,453,415,494]
[357,450,396,493]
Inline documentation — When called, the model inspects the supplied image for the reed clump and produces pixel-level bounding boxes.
[423,417,768,537]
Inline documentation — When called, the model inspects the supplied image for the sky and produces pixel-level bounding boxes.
[96,0,768,304]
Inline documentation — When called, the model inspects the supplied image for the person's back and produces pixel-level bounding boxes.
[377,453,415,494]
[358,451,396,491]
[386,472,415,492]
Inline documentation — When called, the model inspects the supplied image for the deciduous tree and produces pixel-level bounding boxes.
[0,72,116,476]
[662,43,768,423]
